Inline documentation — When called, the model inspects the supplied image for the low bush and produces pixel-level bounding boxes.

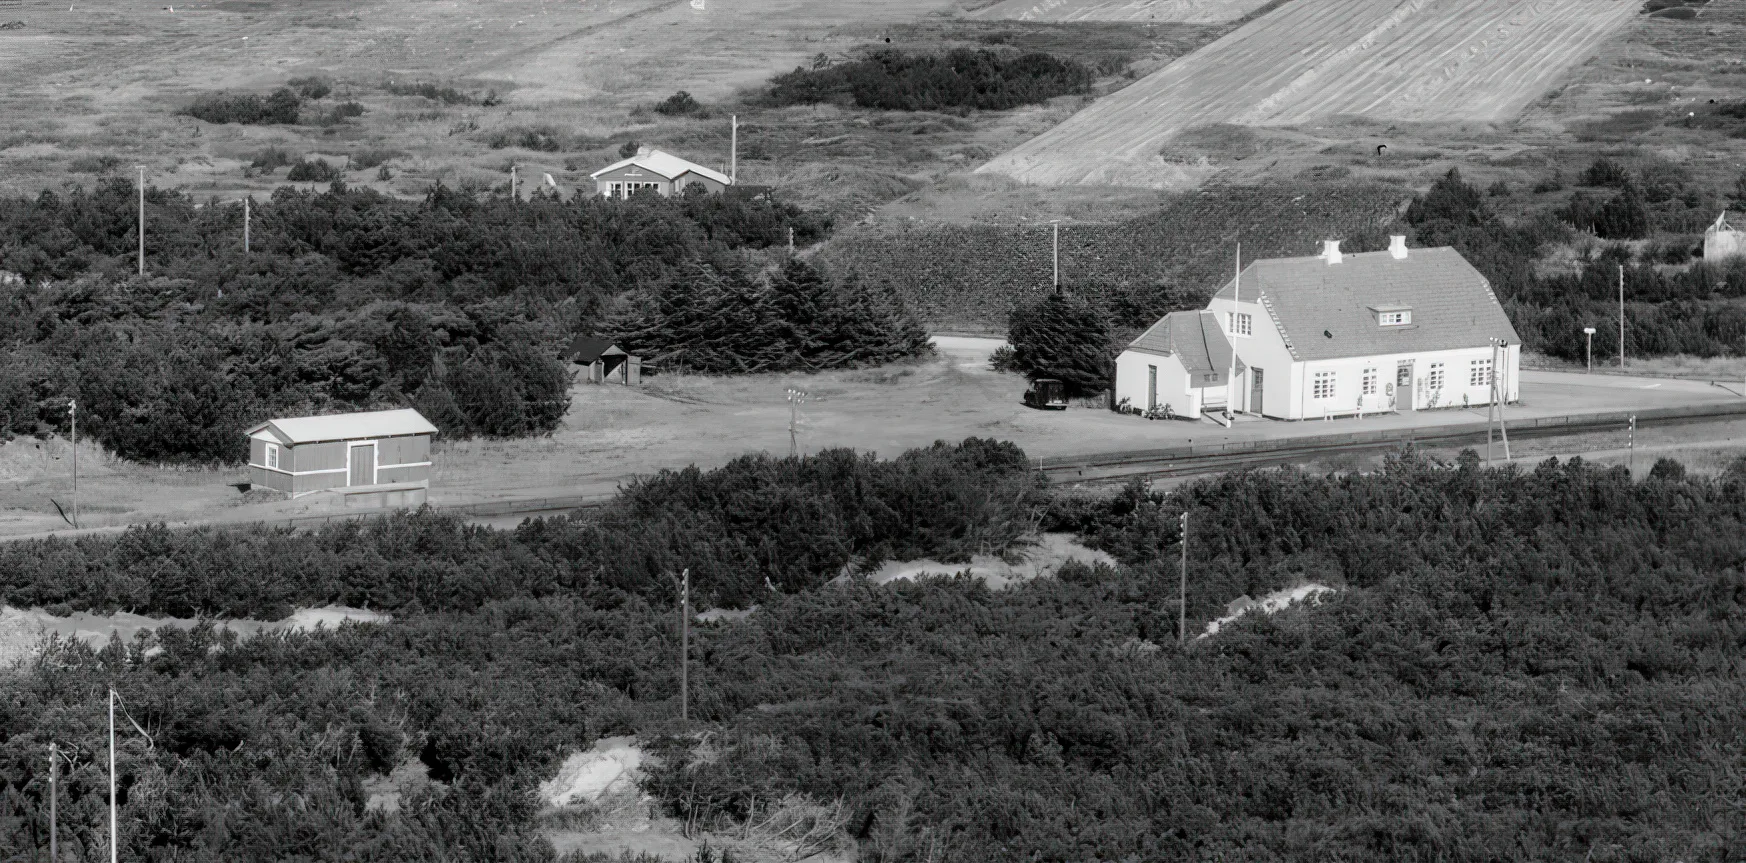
[486,125,566,152]
[181,88,302,125]
[286,75,332,100]
[285,158,342,182]
[349,148,404,170]
[764,47,1094,112]
[248,146,295,171]
[654,90,704,116]
[67,154,121,174]
[383,80,477,105]
[1581,155,1634,187]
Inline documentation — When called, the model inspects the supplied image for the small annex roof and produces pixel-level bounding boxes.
[248,408,438,445]
[567,335,627,365]
[1124,310,1244,388]
[1212,245,1520,362]
[589,149,732,186]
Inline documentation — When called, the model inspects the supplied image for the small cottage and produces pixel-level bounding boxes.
[568,336,641,385]
[590,147,732,199]
[246,408,437,506]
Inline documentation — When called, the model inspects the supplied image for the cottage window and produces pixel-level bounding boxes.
[265,443,279,470]
[1428,362,1445,390]
[1361,368,1377,395]
[1230,312,1252,337]
[1470,358,1493,388]
[1312,371,1335,399]
[1378,310,1411,326]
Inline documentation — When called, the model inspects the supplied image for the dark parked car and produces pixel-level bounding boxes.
[1023,378,1068,410]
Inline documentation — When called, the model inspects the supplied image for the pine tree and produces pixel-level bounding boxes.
[1007,293,1112,396]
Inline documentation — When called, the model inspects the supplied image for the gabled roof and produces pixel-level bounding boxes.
[247,409,437,445]
[1124,310,1244,388]
[1213,246,1520,362]
[589,149,732,186]
[567,335,627,364]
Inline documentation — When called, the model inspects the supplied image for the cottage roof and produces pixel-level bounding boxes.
[567,335,626,364]
[590,149,732,186]
[1125,310,1244,387]
[248,409,437,445]
[1212,246,1519,362]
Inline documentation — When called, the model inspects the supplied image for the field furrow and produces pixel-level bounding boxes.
[969,0,1273,23]
[977,0,1640,186]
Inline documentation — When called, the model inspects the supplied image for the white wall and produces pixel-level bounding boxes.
[1206,295,1295,418]
[1114,351,1199,417]
[1295,345,1519,420]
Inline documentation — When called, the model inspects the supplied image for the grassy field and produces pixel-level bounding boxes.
[0,0,1233,223]
[968,0,1273,23]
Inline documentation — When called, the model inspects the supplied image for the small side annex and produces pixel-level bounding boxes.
[247,408,437,505]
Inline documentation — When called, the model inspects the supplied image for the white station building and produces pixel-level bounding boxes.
[1116,237,1521,420]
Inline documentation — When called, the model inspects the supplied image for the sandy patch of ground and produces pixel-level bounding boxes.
[1199,583,1335,639]
[861,532,1118,589]
[0,605,390,667]
[541,736,645,808]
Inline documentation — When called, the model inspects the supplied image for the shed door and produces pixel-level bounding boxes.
[1250,368,1264,415]
[1394,361,1415,412]
[349,443,376,487]
[1147,365,1158,410]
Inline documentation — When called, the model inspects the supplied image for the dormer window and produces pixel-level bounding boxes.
[1372,305,1413,327]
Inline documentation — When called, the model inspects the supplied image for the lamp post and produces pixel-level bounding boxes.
[1583,327,1596,373]
[1049,220,1061,295]
[68,399,77,529]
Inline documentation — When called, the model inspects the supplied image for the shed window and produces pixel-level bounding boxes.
[1361,368,1377,395]
[265,443,279,470]
[1428,362,1446,390]
[1312,371,1335,399]
[1470,358,1493,388]
[1378,310,1411,326]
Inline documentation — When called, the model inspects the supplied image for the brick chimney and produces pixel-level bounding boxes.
[1321,240,1343,265]
[1389,235,1409,260]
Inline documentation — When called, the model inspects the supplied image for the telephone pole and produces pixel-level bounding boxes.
[1491,339,1510,462]
[1178,510,1188,646]
[1619,264,1626,369]
[1050,220,1061,294]
[69,399,77,529]
[49,742,58,863]
[786,387,808,458]
[678,568,690,722]
[510,164,517,201]
[1627,415,1637,474]
[136,167,145,277]
[730,115,738,184]
[243,197,251,254]
[109,687,118,863]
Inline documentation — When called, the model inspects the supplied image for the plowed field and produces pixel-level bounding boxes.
[978,0,1641,186]
[969,0,1271,22]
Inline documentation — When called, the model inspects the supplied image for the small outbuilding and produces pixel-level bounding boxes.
[568,336,641,385]
[247,408,437,506]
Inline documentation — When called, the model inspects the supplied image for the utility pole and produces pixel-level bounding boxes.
[49,742,58,863]
[109,687,117,863]
[1178,510,1188,646]
[69,399,77,529]
[730,115,738,185]
[787,226,794,256]
[1583,327,1595,373]
[243,197,250,254]
[1619,264,1626,369]
[1050,220,1061,294]
[136,167,145,277]
[678,568,690,722]
[1228,239,1241,418]
[510,164,517,202]
[1493,338,1510,461]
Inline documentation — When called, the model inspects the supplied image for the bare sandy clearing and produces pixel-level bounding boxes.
[970,0,1269,23]
[860,532,1118,589]
[978,0,1641,186]
[0,605,390,666]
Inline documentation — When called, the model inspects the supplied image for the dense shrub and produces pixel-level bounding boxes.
[606,259,931,374]
[1581,156,1634,187]
[248,146,295,171]
[764,48,1095,112]
[180,88,302,125]
[654,90,703,116]
[285,158,342,182]
[6,450,1746,862]
[1006,292,1113,395]
[286,75,332,100]
[382,80,477,105]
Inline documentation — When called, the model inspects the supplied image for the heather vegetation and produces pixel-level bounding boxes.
[764,48,1095,113]
[3,445,1744,861]
[0,179,900,463]
[1400,167,1746,361]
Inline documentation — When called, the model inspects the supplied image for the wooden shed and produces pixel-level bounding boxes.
[247,408,437,507]
[568,336,641,385]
